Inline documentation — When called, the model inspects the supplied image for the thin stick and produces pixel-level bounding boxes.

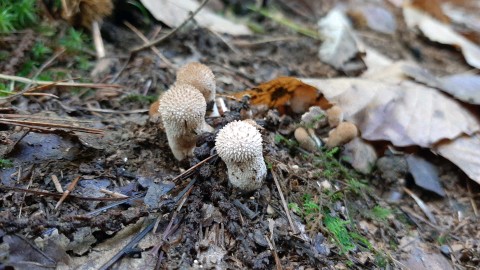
[171,154,217,183]
[271,167,298,235]
[0,73,122,94]
[0,186,123,201]
[55,175,81,209]
[403,187,437,225]
[0,114,97,123]
[92,21,106,59]
[131,0,210,53]
[23,48,66,91]
[0,118,104,134]
[99,220,156,270]
[99,188,129,198]
[124,21,174,67]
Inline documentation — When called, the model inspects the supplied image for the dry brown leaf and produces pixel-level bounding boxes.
[435,134,480,184]
[139,0,251,36]
[300,78,480,147]
[234,77,330,114]
[317,9,366,74]
[403,5,480,69]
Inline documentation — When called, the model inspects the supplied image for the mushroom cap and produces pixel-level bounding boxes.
[215,121,263,162]
[326,122,358,148]
[326,105,344,128]
[176,62,216,102]
[159,84,207,133]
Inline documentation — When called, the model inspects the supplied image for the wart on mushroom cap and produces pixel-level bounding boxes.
[159,84,213,160]
[215,121,267,192]
[176,62,216,103]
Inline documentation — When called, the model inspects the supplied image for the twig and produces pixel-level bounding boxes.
[99,188,129,198]
[271,166,299,235]
[79,193,145,218]
[264,234,282,270]
[92,21,106,59]
[55,176,81,209]
[0,185,130,202]
[124,21,174,67]
[403,187,437,225]
[170,154,218,183]
[0,114,97,123]
[467,181,478,217]
[23,48,66,91]
[18,167,35,218]
[0,118,104,134]
[99,220,156,270]
[154,182,195,269]
[131,0,210,53]
[233,199,257,220]
[0,73,122,99]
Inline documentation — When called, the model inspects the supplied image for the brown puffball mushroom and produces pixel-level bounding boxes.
[159,84,213,160]
[325,122,358,148]
[62,0,113,29]
[294,127,321,152]
[326,105,344,128]
[176,62,216,103]
[215,121,267,192]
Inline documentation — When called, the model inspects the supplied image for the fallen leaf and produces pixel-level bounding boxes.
[435,134,480,184]
[300,77,480,147]
[403,5,480,69]
[440,74,480,105]
[387,62,480,105]
[317,9,366,73]
[139,0,251,36]
[406,155,445,196]
[234,77,330,114]
[347,4,397,34]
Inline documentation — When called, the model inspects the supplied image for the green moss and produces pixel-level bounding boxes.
[0,0,37,33]
[324,214,356,254]
[0,159,13,169]
[371,205,392,222]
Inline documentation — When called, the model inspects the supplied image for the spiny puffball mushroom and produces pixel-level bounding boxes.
[215,121,267,192]
[326,105,344,128]
[325,122,358,148]
[159,84,213,160]
[176,62,216,103]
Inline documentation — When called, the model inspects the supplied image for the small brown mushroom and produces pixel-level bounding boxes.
[326,105,344,128]
[294,127,321,152]
[176,62,216,103]
[325,122,358,148]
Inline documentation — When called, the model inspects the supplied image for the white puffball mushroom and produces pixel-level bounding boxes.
[159,84,213,160]
[215,121,267,192]
[176,62,216,103]
[326,105,344,128]
[325,122,358,148]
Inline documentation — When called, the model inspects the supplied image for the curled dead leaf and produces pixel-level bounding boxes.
[234,77,330,114]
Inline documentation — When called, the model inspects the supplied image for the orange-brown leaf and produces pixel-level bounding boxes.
[234,77,330,114]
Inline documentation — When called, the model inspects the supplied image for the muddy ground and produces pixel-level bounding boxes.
[0,1,479,269]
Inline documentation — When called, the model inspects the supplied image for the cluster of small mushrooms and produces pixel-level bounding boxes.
[294,105,358,151]
[155,62,359,191]
[156,62,266,192]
